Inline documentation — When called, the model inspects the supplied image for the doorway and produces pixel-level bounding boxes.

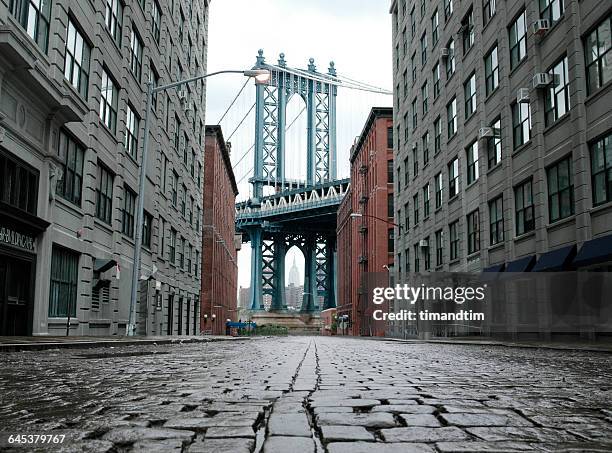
[0,255,33,336]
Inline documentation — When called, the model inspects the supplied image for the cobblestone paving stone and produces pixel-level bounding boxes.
[0,337,611,452]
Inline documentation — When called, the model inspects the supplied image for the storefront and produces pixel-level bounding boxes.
[0,148,49,335]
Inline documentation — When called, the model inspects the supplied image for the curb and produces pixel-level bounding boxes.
[374,337,612,354]
[0,336,249,353]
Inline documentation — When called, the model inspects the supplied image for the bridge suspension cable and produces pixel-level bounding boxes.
[226,102,255,142]
[216,77,250,124]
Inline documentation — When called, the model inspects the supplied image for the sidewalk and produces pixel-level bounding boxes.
[376,336,612,353]
[0,335,247,352]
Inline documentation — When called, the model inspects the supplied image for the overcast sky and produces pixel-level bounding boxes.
[205,0,393,290]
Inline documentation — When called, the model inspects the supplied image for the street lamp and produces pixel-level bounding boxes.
[127,68,272,336]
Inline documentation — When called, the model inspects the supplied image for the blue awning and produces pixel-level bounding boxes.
[532,244,576,272]
[573,234,612,268]
[483,263,505,272]
[505,255,535,272]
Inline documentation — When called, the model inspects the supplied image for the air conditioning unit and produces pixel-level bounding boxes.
[177,89,188,103]
[419,239,429,248]
[517,88,530,104]
[412,142,418,150]
[532,19,550,36]
[532,73,553,89]
[440,47,450,59]
[478,127,494,139]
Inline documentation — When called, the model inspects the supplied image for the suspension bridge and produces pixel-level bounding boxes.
[215,49,391,317]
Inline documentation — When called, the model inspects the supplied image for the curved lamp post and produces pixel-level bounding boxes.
[127,68,271,336]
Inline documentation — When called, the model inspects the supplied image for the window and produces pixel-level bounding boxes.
[448,157,459,198]
[591,133,612,206]
[411,52,417,83]
[387,193,394,218]
[540,0,563,24]
[196,205,200,231]
[444,0,453,21]
[49,246,79,317]
[547,156,574,222]
[191,150,196,178]
[545,56,571,126]
[10,0,51,52]
[420,33,427,66]
[402,26,407,55]
[509,11,527,69]
[410,6,416,37]
[585,15,612,95]
[150,64,160,109]
[161,154,168,193]
[105,0,123,47]
[194,250,200,276]
[449,220,459,260]
[64,19,91,98]
[387,160,394,184]
[143,211,153,248]
[466,140,479,185]
[489,196,504,245]
[487,118,502,168]
[434,116,442,154]
[387,127,394,149]
[414,244,420,272]
[462,9,474,54]
[432,10,439,46]
[122,186,136,238]
[179,237,185,268]
[485,45,499,96]
[424,236,431,270]
[56,130,85,207]
[447,97,457,138]
[96,164,114,225]
[171,171,178,206]
[404,157,409,187]
[125,105,140,158]
[403,70,408,98]
[422,132,430,166]
[420,0,425,17]
[130,27,143,82]
[412,98,418,129]
[467,210,480,254]
[159,216,166,258]
[152,0,161,43]
[404,202,410,230]
[464,73,477,118]
[388,229,395,254]
[187,244,193,273]
[446,39,456,77]
[169,228,177,264]
[174,114,181,151]
[423,184,430,217]
[515,179,534,235]
[435,230,443,266]
[419,84,428,117]
[0,149,38,215]
[433,63,441,99]
[435,172,443,209]
[483,0,496,25]
[100,69,118,133]
[512,102,531,149]
[412,147,419,177]
[181,184,187,217]
[413,194,419,225]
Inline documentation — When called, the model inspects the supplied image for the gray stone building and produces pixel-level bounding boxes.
[0,0,209,335]
[390,0,612,276]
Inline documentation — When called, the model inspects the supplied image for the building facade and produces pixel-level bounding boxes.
[200,126,238,335]
[390,0,612,279]
[0,0,209,336]
[336,107,395,336]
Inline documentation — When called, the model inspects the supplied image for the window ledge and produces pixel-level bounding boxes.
[482,15,497,33]
[465,179,479,190]
[537,15,566,44]
[484,86,500,104]
[543,112,571,136]
[514,230,535,243]
[585,79,612,105]
[488,242,504,252]
[98,119,119,144]
[449,259,460,266]
[546,214,575,231]
[487,162,502,175]
[509,56,528,78]
[511,140,532,158]
[589,202,612,216]
[467,251,481,261]
[447,133,458,145]
[94,219,113,234]
[464,111,477,126]
[435,206,443,214]
[448,194,460,204]
[55,196,83,216]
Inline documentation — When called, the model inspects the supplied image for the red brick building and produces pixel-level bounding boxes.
[200,126,239,335]
[336,107,394,336]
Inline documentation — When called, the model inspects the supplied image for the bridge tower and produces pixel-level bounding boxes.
[236,50,348,314]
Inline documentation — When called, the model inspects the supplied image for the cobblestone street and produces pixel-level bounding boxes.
[1,337,612,452]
